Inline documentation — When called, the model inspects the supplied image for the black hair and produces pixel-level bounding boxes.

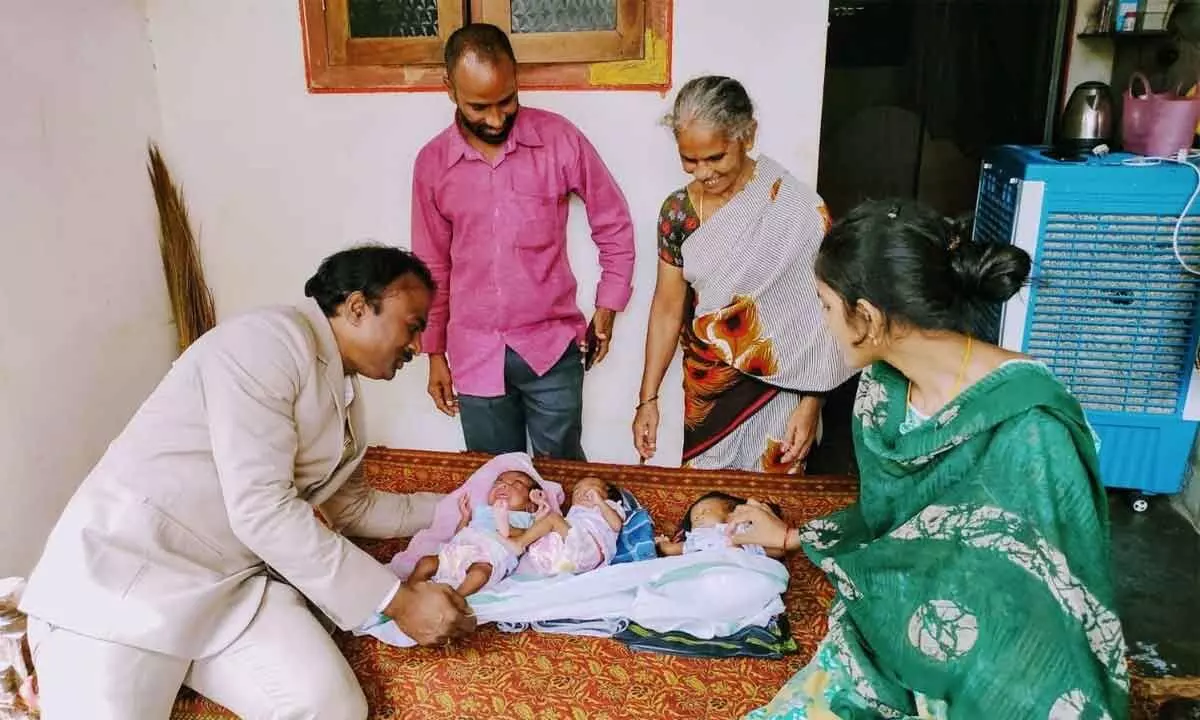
[303,244,435,318]
[444,23,516,75]
[815,198,1031,337]
[677,491,783,535]
[607,483,623,504]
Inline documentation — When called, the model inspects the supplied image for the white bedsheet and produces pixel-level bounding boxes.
[359,549,788,648]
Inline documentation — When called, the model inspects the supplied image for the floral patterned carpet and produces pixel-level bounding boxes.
[170,448,1175,719]
[170,448,857,720]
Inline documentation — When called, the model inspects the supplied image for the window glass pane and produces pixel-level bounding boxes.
[511,0,617,33]
[348,0,439,38]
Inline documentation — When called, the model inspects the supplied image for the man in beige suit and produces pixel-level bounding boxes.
[20,246,475,719]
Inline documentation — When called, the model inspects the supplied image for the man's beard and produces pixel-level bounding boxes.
[456,108,518,146]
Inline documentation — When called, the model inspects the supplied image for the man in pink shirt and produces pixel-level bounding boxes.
[412,24,635,460]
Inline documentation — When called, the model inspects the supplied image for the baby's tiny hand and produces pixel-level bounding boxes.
[495,499,509,512]
[654,535,669,545]
[457,493,471,520]
[530,489,551,518]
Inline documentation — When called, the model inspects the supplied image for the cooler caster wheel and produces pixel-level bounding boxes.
[1131,495,1150,513]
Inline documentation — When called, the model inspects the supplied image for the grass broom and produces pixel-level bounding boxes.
[147,143,216,354]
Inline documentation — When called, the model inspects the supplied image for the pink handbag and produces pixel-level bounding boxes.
[1122,72,1200,157]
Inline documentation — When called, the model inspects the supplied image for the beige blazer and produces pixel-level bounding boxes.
[20,300,438,659]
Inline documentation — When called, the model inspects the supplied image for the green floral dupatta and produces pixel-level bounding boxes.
[769,360,1129,719]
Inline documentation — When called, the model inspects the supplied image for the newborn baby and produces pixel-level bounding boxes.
[654,491,782,558]
[406,469,545,597]
[506,476,626,576]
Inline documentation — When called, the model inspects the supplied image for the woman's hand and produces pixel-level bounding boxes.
[636,261,688,462]
[780,395,822,465]
[633,400,660,461]
[728,499,792,550]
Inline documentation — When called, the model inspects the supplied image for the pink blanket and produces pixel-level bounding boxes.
[387,452,564,579]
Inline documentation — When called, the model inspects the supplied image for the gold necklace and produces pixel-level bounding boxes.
[695,161,756,222]
[908,336,974,411]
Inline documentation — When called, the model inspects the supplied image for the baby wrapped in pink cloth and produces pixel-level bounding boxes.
[506,476,627,576]
[389,453,564,596]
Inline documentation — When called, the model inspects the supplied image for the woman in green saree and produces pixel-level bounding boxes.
[730,200,1128,719]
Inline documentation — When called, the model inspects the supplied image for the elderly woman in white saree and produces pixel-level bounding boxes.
[633,76,853,473]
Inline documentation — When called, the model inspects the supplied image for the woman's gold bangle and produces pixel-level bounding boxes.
[636,395,659,409]
[784,527,802,552]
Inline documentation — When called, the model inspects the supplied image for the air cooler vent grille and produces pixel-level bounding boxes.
[971,172,1020,342]
[1027,212,1200,414]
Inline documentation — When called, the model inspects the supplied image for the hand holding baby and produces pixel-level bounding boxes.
[385,581,476,646]
[727,500,791,550]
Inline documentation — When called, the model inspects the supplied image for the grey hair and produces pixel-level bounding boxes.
[661,75,756,141]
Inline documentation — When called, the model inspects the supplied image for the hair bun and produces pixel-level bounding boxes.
[303,273,324,299]
[949,242,1031,304]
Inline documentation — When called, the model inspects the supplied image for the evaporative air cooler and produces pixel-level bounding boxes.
[971,144,1200,510]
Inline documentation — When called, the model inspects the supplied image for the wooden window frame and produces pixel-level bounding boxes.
[299,0,671,93]
[473,0,644,64]
[326,0,464,66]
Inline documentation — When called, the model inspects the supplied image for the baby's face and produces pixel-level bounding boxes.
[688,498,732,529]
[572,477,607,505]
[488,471,536,510]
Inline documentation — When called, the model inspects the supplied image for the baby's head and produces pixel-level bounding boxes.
[571,476,622,506]
[679,492,783,534]
[487,470,538,511]
[681,491,743,532]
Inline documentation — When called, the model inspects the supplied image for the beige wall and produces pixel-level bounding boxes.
[0,0,174,575]
[0,0,833,574]
[144,0,833,466]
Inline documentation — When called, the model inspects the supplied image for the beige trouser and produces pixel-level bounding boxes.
[26,581,367,720]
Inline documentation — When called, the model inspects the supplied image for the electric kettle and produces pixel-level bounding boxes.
[1057,81,1114,153]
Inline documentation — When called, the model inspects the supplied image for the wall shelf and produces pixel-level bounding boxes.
[1078,30,1170,39]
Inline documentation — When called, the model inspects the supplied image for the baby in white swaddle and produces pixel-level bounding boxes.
[505,477,626,576]
[406,469,545,597]
[654,491,782,558]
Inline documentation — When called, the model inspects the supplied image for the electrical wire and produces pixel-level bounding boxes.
[1120,149,1200,276]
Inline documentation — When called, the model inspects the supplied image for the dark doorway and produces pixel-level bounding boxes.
[813,1,1070,477]
[818,0,1071,219]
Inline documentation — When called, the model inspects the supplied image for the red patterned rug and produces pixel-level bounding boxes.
[170,448,857,720]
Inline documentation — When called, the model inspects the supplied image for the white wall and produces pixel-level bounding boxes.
[0,1,174,574]
[144,0,831,467]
